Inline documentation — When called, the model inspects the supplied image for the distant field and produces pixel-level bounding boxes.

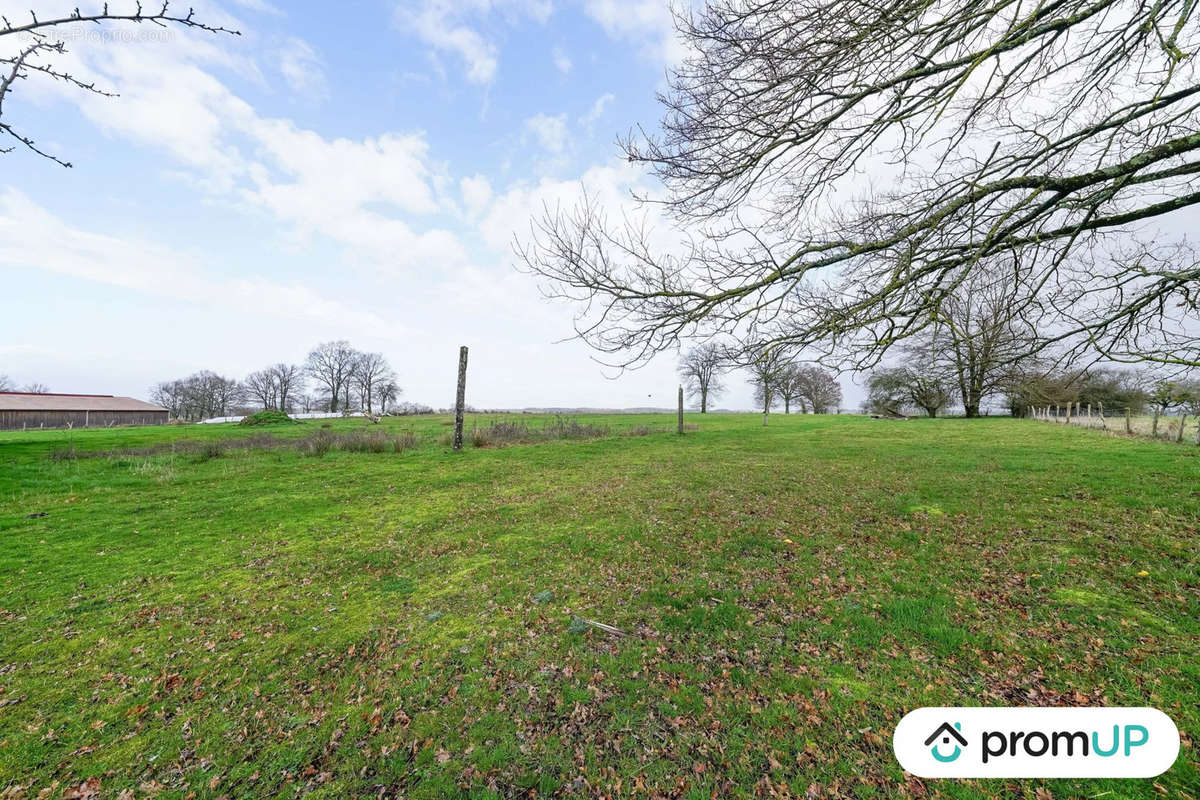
[1,414,1197,799]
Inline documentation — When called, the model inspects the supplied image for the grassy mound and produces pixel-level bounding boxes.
[238,409,296,426]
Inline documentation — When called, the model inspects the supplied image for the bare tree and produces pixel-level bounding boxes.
[1,5,237,167]
[792,365,842,414]
[21,382,49,393]
[244,369,277,411]
[1075,369,1149,416]
[151,371,243,421]
[305,341,358,413]
[773,363,804,414]
[269,363,304,412]
[677,343,726,412]
[0,374,13,391]
[1003,370,1084,418]
[768,362,796,412]
[210,373,244,417]
[377,380,401,415]
[747,347,787,426]
[352,352,393,415]
[520,1,1200,372]
[867,367,952,418]
[1149,380,1190,417]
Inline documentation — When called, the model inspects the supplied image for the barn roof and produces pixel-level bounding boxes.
[0,392,168,412]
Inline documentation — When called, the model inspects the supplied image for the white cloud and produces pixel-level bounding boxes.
[524,112,570,154]
[479,158,653,253]
[552,44,572,75]
[392,0,556,85]
[581,92,615,127]
[28,26,470,273]
[278,37,327,96]
[460,174,494,217]
[583,0,687,64]
[0,187,389,333]
[400,2,499,85]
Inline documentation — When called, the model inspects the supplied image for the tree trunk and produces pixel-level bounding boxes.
[784,398,790,414]
[677,385,684,435]
[700,388,708,413]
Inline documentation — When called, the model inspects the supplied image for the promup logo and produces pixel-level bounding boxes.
[894,707,1179,778]
[924,722,967,762]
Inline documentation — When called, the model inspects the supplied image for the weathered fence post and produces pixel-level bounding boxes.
[677,385,684,435]
[1152,406,1160,437]
[453,346,468,452]
[1098,402,1105,429]
[1125,407,1132,434]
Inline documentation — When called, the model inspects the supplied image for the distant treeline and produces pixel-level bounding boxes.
[151,341,434,422]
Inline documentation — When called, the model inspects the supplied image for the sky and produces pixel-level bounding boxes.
[1,0,858,411]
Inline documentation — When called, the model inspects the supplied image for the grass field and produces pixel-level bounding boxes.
[1,414,1197,799]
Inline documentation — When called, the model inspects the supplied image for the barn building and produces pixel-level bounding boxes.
[0,392,169,430]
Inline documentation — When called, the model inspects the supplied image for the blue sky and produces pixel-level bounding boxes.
[0,0,857,410]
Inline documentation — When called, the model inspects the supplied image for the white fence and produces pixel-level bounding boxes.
[198,411,366,425]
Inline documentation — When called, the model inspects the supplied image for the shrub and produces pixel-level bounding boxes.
[240,410,296,426]
[466,415,610,447]
[196,441,226,461]
[298,429,419,457]
[299,430,333,457]
[49,443,78,461]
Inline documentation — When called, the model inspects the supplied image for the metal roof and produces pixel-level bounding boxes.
[0,392,168,412]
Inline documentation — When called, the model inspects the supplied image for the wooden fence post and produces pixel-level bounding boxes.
[1152,406,1160,437]
[1125,407,1132,434]
[677,386,684,434]
[453,346,468,452]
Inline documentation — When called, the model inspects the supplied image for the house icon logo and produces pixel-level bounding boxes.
[924,721,967,762]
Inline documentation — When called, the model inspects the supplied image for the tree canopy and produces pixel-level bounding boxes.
[521,0,1200,372]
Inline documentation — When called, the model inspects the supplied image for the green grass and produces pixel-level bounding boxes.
[1,414,1197,799]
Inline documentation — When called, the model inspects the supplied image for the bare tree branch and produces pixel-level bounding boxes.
[0,3,239,167]
[520,0,1200,371]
